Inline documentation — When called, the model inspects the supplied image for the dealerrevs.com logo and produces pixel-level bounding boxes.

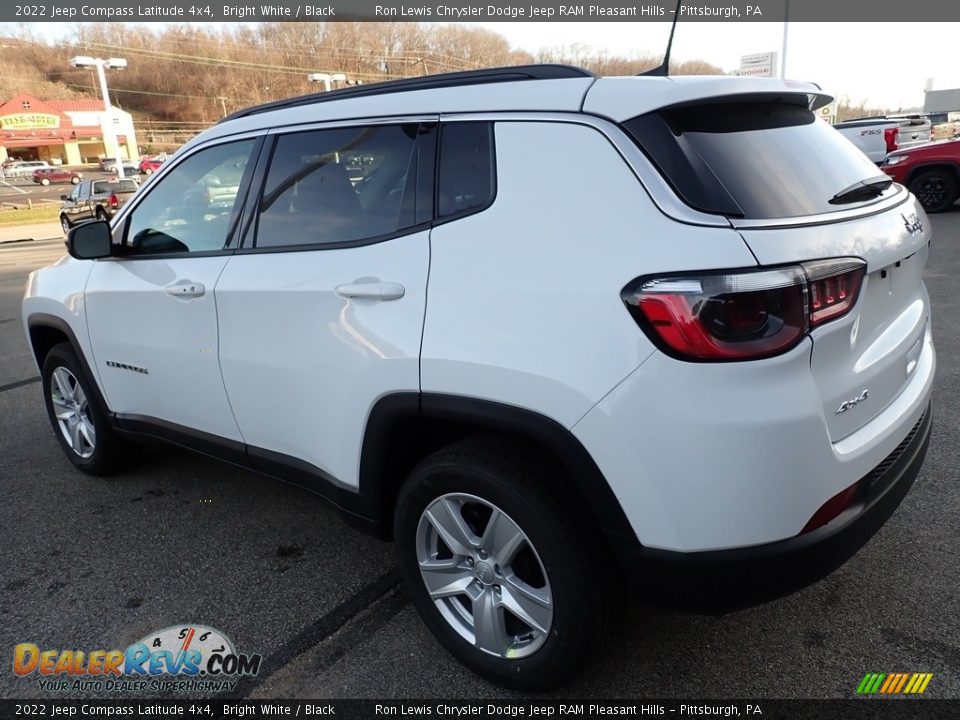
[13,625,262,693]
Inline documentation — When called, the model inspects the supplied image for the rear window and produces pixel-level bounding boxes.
[93,180,138,194]
[623,100,888,219]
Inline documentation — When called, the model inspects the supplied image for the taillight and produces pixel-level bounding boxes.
[622,259,866,361]
[803,258,866,328]
[883,127,898,153]
[109,193,118,209]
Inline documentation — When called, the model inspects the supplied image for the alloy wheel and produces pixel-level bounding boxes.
[416,493,553,659]
[50,366,96,459]
[917,176,947,207]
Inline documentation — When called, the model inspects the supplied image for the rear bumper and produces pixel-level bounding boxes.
[623,403,932,610]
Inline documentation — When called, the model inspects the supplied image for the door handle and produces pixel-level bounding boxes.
[165,280,206,298]
[335,280,405,301]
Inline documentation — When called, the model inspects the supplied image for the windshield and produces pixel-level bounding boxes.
[623,100,889,219]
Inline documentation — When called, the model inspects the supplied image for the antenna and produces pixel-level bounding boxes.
[640,0,682,77]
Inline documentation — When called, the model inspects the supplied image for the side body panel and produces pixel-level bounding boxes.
[22,257,96,373]
[84,256,243,441]
[215,234,431,488]
[421,119,757,429]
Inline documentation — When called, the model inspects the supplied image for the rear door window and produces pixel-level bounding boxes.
[255,123,431,249]
[623,100,890,219]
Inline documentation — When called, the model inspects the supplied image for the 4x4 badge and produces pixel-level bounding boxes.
[902,213,923,235]
[836,389,869,415]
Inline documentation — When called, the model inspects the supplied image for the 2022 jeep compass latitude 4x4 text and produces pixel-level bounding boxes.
[22,65,935,689]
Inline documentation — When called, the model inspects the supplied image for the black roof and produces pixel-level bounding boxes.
[220,64,595,122]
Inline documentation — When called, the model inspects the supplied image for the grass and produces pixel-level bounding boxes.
[0,205,60,227]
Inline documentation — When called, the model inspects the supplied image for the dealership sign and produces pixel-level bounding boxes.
[738,52,779,78]
[0,113,60,130]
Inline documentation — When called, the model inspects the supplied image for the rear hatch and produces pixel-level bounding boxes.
[621,95,932,441]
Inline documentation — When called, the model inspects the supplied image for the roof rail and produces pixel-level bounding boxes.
[220,64,596,122]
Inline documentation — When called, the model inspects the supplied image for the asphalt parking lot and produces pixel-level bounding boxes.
[1,168,141,207]
[1,214,958,700]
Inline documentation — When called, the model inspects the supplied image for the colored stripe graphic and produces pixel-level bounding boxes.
[856,672,933,694]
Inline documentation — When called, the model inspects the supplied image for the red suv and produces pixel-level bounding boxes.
[32,168,82,186]
[882,139,960,212]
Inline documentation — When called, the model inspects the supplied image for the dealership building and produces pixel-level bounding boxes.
[0,92,140,165]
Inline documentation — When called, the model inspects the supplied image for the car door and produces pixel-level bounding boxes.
[84,136,262,441]
[215,120,436,489]
[63,183,83,223]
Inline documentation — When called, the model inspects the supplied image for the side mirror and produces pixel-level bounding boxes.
[67,221,113,260]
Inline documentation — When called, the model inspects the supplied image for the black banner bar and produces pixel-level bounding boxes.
[2,700,960,720]
[6,0,960,23]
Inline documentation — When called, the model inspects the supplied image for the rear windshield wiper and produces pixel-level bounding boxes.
[829,175,893,205]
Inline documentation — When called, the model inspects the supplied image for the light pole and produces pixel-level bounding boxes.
[307,72,347,92]
[780,0,790,79]
[69,55,128,178]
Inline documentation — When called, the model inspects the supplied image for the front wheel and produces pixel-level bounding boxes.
[41,342,128,475]
[394,437,617,690]
[909,170,959,213]
[144,168,153,175]
[60,215,71,235]
[40,177,50,186]
[70,176,80,184]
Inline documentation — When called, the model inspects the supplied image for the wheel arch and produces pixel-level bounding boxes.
[26,314,110,414]
[905,162,960,187]
[360,393,638,552]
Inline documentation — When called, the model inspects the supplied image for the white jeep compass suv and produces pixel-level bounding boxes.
[22,65,935,689]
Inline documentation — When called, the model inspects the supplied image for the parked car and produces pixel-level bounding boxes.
[834,115,932,164]
[882,138,960,212]
[58,178,140,233]
[138,156,165,175]
[23,66,935,690]
[3,160,52,178]
[32,168,82,186]
[98,157,139,174]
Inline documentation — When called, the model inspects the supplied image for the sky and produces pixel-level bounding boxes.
[477,22,960,110]
[15,21,960,111]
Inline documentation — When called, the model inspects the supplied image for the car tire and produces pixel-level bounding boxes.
[144,168,153,176]
[41,342,129,476]
[909,169,959,213]
[71,176,80,185]
[60,215,71,235]
[95,208,109,222]
[40,177,50,186]
[394,436,619,690]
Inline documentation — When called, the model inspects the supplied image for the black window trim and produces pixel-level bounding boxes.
[240,118,442,255]
[105,133,267,262]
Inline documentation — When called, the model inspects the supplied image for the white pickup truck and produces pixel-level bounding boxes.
[834,116,932,164]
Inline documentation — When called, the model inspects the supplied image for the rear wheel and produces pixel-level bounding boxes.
[909,169,959,213]
[95,207,108,222]
[70,176,80,184]
[40,177,50,186]
[144,168,153,176]
[41,343,128,475]
[394,437,617,690]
